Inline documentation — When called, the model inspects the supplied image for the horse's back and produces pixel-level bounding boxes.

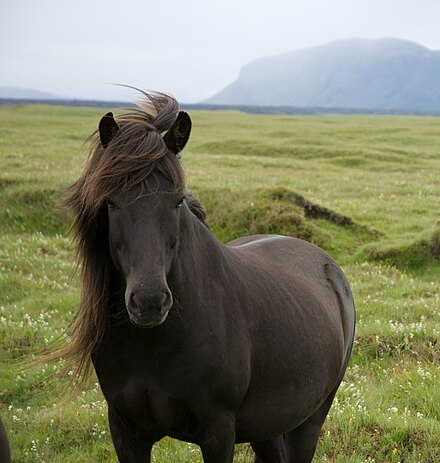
[228,233,335,271]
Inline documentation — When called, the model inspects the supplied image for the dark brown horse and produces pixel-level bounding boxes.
[0,416,11,463]
[62,91,355,462]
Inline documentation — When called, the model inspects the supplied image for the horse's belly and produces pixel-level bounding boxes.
[234,382,327,442]
[234,310,346,441]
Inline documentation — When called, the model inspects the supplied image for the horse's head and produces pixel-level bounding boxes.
[98,104,192,327]
[106,176,187,327]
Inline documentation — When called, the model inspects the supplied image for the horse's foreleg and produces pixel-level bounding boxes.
[108,406,154,463]
[251,435,286,462]
[0,416,11,463]
[199,414,236,463]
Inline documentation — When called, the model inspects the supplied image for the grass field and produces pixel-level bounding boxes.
[0,104,439,462]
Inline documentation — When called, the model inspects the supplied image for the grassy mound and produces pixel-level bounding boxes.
[0,183,69,235]
[363,226,440,270]
[196,186,379,259]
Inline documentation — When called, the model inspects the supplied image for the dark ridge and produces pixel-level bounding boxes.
[0,98,135,109]
[183,103,440,117]
[270,188,353,226]
[1,98,440,116]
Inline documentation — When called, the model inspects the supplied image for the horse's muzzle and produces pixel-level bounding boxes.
[126,288,172,327]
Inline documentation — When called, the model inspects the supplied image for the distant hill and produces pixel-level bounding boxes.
[0,86,62,99]
[205,38,440,111]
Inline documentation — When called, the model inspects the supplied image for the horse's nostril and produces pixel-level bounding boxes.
[162,290,171,304]
[130,293,145,314]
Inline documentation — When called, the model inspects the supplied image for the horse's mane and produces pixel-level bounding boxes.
[53,91,205,386]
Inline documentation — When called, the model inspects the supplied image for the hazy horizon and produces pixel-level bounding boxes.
[1,0,440,103]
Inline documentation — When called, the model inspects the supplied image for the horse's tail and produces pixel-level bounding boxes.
[0,416,11,463]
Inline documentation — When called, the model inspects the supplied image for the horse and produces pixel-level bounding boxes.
[62,91,355,462]
[0,416,11,463]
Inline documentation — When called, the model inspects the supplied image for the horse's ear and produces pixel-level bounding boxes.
[163,111,192,155]
[99,112,119,148]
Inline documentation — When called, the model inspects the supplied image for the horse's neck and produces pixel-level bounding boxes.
[169,208,229,303]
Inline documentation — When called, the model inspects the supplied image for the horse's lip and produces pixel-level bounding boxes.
[128,310,170,328]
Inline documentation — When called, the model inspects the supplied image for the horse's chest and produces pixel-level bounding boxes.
[110,379,199,440]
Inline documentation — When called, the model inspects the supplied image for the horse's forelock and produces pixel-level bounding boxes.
[139,91,180,133]
[118,90,180,134]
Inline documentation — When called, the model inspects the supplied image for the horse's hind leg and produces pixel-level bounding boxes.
[284,391,337,463]
[251,435,286,463]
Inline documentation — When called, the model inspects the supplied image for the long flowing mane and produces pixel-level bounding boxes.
[55,91,204,385]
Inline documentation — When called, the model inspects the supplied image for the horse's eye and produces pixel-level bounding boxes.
[106,199,116,209]
[175,198,184,208]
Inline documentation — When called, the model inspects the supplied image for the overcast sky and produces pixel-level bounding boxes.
[1,0,439,103]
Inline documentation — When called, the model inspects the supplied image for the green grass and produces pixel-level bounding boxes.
[0,104,439,462]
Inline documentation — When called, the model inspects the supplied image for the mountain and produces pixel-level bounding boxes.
[0,86,62,99]
[205,38,440,111]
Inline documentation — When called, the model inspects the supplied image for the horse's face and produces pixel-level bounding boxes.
[107,176,185,327]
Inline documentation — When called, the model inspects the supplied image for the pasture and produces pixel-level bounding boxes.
[0,104,439,462]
